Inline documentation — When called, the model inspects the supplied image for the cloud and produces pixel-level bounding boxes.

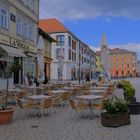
[40,0,140,20]
[89,46,100,52]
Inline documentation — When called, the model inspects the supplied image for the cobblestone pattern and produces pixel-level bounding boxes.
[0,78,140,140]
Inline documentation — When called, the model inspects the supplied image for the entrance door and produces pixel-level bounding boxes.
[13,57,19,84]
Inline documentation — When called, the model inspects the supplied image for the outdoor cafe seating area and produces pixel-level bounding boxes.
[0,80,115,120]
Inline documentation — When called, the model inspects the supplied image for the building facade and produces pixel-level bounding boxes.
[39,18,96,81]
[110,48,138,78]
[38,28,55,80]
[96,51,102,73]
[0,0,39,88]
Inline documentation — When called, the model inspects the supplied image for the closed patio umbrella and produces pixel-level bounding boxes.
[37,36,45,82]
[58,47,64,80]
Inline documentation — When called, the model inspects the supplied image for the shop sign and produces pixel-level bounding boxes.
[10,38,37,53]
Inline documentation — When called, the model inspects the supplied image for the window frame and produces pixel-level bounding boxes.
[16,16,22,35]
[0,6,8,29]
[57,35,65,46]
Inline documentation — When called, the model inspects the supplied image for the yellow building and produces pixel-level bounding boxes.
[38,28,55,80]
[0,0,39,87]
[96,51,102,72]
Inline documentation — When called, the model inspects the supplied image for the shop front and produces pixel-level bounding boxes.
[10,38,37,83]
[0,43,26,88]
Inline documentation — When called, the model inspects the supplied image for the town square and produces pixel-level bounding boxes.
[0,0,140,140]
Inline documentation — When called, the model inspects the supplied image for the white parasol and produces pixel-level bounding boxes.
[37,36,45,82]
[58,47,64,80]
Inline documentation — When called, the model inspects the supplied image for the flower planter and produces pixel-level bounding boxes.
[0,108,14,125]
[101,112,130,127]
[128,102,140,115]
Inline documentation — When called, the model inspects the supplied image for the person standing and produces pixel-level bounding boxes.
[86,74,90,82]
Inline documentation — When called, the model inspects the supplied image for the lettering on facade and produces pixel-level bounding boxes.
[10,38,37,53]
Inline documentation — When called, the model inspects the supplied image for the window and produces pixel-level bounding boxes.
[133,55,136,61]
[0,7,8,29]
[127,63,129,68]
[17,17,22,35]
[122,57,124,61]
[72,40,76,50]
[74,53,76,61]
[72,52,74,61]
[57,35,64,46]
[116,56,118,61]
[23,21,28,37]
[68,49,71,60]
[122,63,124,68]
[16,14,35,41]
[28,24,34,41]
[68,36,71,47]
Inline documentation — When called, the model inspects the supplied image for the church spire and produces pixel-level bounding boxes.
[101,32,107,48]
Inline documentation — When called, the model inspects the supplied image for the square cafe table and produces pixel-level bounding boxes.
[77,95,103,119]
[26,95,51,119]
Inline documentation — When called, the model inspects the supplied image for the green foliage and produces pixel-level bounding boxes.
[103,96,128,114]
[120,80,135,103]
[10,60,21,73]
[0,104,6,110]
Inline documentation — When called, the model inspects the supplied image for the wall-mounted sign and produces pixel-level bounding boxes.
[10,38,37,53]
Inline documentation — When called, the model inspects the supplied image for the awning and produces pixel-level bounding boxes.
[0,44,26,57]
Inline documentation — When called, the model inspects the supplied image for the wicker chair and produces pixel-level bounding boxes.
[69,99,89,118]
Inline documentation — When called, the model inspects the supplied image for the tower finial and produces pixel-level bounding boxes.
[101,32,107,48]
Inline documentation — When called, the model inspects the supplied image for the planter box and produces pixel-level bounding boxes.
[101,112,130,127]
[128,102,140,115]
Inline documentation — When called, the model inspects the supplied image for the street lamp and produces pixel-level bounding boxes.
[78,44,81,85]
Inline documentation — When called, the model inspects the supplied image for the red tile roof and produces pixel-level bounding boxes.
[39,18,69,33]
[109,48,136,54]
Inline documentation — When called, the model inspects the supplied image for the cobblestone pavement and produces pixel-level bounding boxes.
[0,79,140,140]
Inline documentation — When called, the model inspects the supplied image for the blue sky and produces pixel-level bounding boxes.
[40,0,140,59]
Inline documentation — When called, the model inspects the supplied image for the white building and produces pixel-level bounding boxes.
[39,18,96,81]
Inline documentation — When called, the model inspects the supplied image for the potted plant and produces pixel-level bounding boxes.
[0,61,20,125]
[0,74,14,124]
[122,80,136,103]
[101,96,130,127]
[122,80,140,115]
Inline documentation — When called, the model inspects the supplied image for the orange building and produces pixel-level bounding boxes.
[110,48,138,78]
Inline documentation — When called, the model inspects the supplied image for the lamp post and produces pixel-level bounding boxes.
[79,45,81,85]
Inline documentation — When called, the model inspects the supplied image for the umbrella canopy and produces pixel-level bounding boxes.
[58,47,64,80]
[37,36,45,82]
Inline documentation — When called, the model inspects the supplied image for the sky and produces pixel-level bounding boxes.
[39,0,140,60]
